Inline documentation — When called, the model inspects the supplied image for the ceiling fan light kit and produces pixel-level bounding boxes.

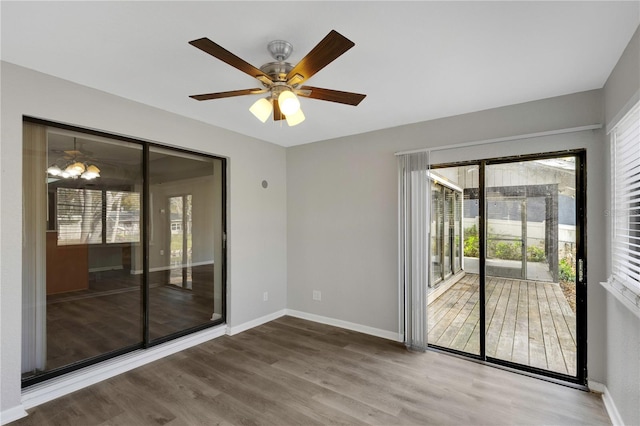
[47,138,101,180]
[189,30,366,127]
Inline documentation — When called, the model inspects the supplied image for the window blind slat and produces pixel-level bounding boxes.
[57,188,103,245]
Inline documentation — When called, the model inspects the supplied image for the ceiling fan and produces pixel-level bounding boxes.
[189,30,366,126]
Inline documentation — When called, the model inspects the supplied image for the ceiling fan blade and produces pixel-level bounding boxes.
[297,86,366,106]
[189,38,272,82]
[273,99,285,121]
[286,30,355,86]
[190,88,266,101]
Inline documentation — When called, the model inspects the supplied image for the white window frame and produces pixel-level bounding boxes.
[604,101,640,319]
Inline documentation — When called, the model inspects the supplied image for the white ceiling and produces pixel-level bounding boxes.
[2,1,639,147]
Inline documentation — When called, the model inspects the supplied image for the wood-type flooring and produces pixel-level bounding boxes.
[428,273,577,376]
[13,316,609,425]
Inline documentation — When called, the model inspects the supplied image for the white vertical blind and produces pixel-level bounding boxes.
[610,102,640,310]
[398,151,429,351]
[22,123,48,373]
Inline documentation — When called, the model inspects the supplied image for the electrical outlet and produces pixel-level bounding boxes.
[313,290,321,301]
[263,291,268,302]
[160,249,164,255]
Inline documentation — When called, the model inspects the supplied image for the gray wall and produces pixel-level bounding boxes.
[287,89,607,382]
[602,25,640,426]
[605,26,640,129]
[0,62,288,415]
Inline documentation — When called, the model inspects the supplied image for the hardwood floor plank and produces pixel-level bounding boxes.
[272,355,405,417]
[537,284,568,374]
[431,281,476,347]
[545,283,577,375]
[491,279,515,359]
[311,390,398,425]
[527,280,548,370]
[511,280,530,365]
[485,278,509,357]
[427,282,467,336]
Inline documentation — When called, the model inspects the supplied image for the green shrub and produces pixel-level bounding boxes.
[493,241,522,260]
[463,225,479,257]
[464,235,479,257]
[559,257,576,281]
[527,246,546,262]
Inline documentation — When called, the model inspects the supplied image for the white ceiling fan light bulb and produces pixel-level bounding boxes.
[81,165,101,180]
[47,165,62,176]
[249,98,273,123]
[278,90,300,115]
[65,162,85,177]
[286,108,305,127]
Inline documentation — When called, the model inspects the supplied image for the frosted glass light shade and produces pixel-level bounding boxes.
[81,165,101,180]
[250,98,273,123]
[66,162,85,177]
[278,90,300,115]
[286,108,305,127]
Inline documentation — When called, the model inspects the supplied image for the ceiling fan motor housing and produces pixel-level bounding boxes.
[260,61,294,83]
[267,40,293,61]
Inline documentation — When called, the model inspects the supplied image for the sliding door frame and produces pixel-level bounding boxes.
[428,149,587,386]
[22,116,228,387]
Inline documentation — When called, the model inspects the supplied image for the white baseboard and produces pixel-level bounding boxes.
[226,309,287,336]
[0,405,28,425]
[89,265,124,273]
[132,261,215,275]
[602,386,624,426]
[21,324,227,410]
[285,309,403,342]
[589,381,623,426]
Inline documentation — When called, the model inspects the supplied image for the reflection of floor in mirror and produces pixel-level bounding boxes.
[39,267,219,374]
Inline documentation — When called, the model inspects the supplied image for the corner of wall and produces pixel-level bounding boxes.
[0,405,28,425]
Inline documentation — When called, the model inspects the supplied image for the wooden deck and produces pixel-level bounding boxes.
[428,274,576,376]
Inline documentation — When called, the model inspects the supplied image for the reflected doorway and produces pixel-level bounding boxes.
[169,195,193,289]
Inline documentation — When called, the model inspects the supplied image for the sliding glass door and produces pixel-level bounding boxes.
[22,119,226,385]
[427,152,585,384]
[484,157,579,377]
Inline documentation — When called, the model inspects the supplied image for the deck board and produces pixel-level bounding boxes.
[428,274,577,376]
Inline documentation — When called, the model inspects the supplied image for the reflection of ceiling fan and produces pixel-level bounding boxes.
[189,30,366,126]
[47,138,101,180]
